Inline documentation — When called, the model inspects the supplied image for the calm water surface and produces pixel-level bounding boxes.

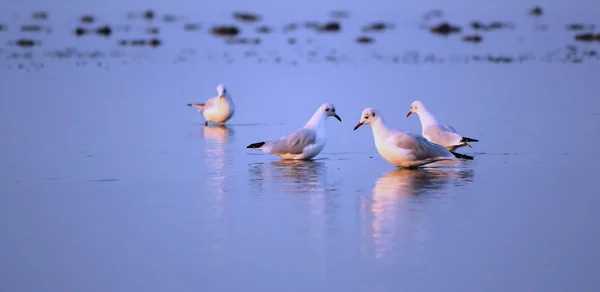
[1,2,600,292]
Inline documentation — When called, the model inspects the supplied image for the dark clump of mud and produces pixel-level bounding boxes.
[0,24,6,31]
[529,6,543,16]
[75,27,86,36]
[96,25,112,37]
[32,11,48,20]
[430,22,461,35]
[287,38,296,45]
[330,10,349,19]
[481,55,514,63]
[462,35,483,43]
[144,10,155,20]
[356,36,374,44]
[471,21,514,31]
[212,26,240,37]
[14,39,40,48]
[147,27,159,34]
[256,26,271,33]
[149,39,161,47]
[184,23,201,31]
[233,12,261,22]
[567,24,595,31]
[315,22,340,32]
[574,33,600,42]
[81,15,95,23]
[225,38,261,45]
[119,39,161,47]
[362,22,394,32]
[21,25,43,32]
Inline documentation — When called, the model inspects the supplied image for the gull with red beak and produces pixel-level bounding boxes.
[354,107,473,168]
[407,100,478,151]
[246,103,342,160]
[187,84,235,126]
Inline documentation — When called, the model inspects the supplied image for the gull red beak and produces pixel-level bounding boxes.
[353,122,364,131]
[406,110,413,117]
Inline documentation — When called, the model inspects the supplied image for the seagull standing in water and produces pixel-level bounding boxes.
[187,84,235,126]
[354,107,473,168]
[246,103,342,160]
[406,100,478,151]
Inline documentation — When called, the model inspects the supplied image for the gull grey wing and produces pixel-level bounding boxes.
[390,131,450,160]
[270,128,317,155]
[423,124,461,145]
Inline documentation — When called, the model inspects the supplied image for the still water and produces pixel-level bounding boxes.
[1,2,600,292]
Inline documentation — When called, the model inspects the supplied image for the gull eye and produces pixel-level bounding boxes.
[372,112,376,117]
[325,108,329,112]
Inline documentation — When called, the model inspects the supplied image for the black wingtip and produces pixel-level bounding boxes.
[246,142,265,149]
[186,103,193,107]
[450,151,474,160]
[460,137,479,143]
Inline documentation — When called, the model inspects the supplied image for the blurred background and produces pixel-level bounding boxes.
[1,1,599,292]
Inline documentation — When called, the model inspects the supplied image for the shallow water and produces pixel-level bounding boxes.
[2,3,600,292]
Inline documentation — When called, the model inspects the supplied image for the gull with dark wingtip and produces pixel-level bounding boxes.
[246,103,342,160]
[407,100,479,151]
[187,84,235,126]
[355,107,473,168]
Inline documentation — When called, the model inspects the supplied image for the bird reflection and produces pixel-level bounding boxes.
[199,125,235,144]
[199,125,235,268]
[271,160,328,194]
[362,167,474,260]
[248,160,329,240]
[249,160,328,195]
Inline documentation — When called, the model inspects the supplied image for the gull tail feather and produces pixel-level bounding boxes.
[246,141,266,149]
[460,136,479,143]
[450,151,474,160]
[187,103,206,112]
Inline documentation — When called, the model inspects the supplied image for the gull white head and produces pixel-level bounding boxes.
[406,100,425,117]
[216,84,227,98]
[319,103,342,122]
[353,108,379,130]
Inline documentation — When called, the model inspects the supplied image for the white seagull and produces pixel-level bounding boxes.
[354,108,473,168]
[187,84,235,126]
[246,103,342,160]
[406,100,478,151]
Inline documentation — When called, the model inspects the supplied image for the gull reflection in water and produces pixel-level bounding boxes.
[248,160,330,239]
[249,160,328,195]
[199,125,235,267]
[362,167,474,261]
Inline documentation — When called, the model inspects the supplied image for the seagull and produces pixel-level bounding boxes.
[187,84,235,126]
[354,107,473,168]
[246,103,342,160]
[406,100,478,151]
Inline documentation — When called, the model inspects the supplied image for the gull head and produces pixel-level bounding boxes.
[354,108,378,130]
[216,84,227,98]
[407,100,425,117]
[320,103,342,122]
